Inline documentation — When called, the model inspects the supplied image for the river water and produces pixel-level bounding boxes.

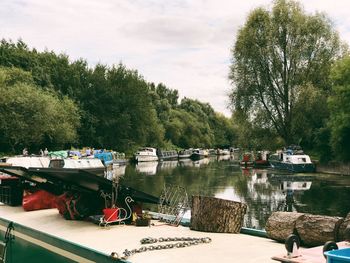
[119,155,350,230]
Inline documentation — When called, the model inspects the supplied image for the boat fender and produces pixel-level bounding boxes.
[323,241,338,258]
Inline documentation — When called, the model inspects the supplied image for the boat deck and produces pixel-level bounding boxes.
[0,204,284,263]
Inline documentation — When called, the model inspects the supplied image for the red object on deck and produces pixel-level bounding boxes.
[22,190,57,211]
[103,208,119,222]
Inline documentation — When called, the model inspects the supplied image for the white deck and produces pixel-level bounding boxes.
[0,204,284,263]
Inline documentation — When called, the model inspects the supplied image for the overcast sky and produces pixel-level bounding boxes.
[1,0,350,116]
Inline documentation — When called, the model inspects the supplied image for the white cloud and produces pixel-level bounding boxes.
[1,0,350,116]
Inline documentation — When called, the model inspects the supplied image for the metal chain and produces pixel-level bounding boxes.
[110,237,212,260]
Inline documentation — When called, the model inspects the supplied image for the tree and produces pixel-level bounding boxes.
[165,109,213,148]
[292,83,329,150]
[0,67,80,153]
[229,0,344,144]
[328,56,350,161]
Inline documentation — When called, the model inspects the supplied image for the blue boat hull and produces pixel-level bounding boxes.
[269,161,315,173]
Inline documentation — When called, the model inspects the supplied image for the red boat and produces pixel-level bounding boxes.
[240,153,254,167]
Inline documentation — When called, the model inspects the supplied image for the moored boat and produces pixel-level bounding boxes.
[253,151,270,168]
[240,153,254,167]
[94,151,127,167]
[157,150,178,161]
[269,146,315,173]
[216,149,230,155]
[178,149,193,159]
[134,147,158,162]
[190,149,205,160]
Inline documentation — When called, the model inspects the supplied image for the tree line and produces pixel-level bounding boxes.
[0,39,236,155]
[1,0,349,163]
[229,0,350,162]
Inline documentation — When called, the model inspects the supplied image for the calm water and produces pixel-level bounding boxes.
[119,156,350,230]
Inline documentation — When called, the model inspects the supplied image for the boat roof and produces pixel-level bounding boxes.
[0,204,284,263]
[5,156,50,168]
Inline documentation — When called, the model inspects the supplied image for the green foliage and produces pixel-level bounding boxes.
[231,110,282,150]
[165,109,210,148]
[292,84,329,150]
[229,0,344,145]
[0,67,80,152]
[328,57,350,161]
[0,39,236,152]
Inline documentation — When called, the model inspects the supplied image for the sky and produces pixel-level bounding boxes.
[1,0,350,116]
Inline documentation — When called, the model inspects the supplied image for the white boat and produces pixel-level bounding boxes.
[269,146,315,173]
[190,149,206,160]
[134,147,158,162]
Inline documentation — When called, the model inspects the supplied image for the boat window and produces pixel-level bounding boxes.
[49,159,64,168]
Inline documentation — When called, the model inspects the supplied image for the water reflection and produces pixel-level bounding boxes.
[216,154,232,162]
[178,158,193,167]
[113,165,126,178]
[157,160,178,171]
[121,157,350,230]
[193,158,210,168]
[135,161,158,175]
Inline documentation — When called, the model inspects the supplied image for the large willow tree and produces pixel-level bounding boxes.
[229,0,344,144]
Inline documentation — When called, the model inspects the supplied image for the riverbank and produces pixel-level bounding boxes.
[315,161,350,176]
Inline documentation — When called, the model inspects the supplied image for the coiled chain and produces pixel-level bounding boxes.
[110,236,212,260]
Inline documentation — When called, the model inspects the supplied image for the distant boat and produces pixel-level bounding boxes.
[240,153,254,167]
[217,149,230,155]
[253,151,270,168]
[208,149,217,156]
[178,149,193,159]
[230,147,240,154]
[157,150,178,161]
[134,147,158,162]
[190,149,206,160]
[94,151,127,167]
[269,145,315,173]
